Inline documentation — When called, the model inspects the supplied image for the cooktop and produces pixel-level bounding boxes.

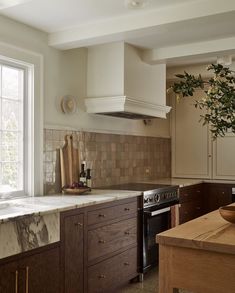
[100,183,174,192]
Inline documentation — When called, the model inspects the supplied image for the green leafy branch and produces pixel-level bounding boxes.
[168,63,235,138]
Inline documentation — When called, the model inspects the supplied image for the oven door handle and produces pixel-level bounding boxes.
[145,206,170,217]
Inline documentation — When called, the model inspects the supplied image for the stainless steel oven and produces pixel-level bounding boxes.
[143,200,178,273]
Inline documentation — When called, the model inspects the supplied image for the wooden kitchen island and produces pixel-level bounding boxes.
[157,205,235,293]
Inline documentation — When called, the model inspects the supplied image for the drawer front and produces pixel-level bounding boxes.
[179,199,203,224]
[88,217,137,262]
[88,200,138,226]
[88,246,137,293]
[180,185,203,203]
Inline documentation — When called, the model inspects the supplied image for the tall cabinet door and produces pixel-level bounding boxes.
[213,133,235,179]
[171,91,212,178]
[19,246,60,293]
[0,260,18,293]
[62,213,84,293]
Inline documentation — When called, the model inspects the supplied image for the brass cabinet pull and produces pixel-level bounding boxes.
[124,262,130,266]
[98,239,106,244]
[98,214,105,218]
[26,266,29,293]
[98,274,106,279]
[15,270,18,293]
[125,231,130,235]
[196,190,201,193]
[74,222,83,227]
[124,208,130,211]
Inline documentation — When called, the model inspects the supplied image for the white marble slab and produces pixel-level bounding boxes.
[0,190,141,259]
[0,190,141,223]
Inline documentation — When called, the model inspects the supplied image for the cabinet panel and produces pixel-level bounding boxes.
[0,260,18,293]
[88,246,137,293]
[0,245,60,293]
[88,200,137,226]
[63,213,84,293]
[179,199,203,224]
[88,217,137,262]
[20,247,60,293]
[213,134,235,179]
[171,92,212,178]
[179,184,203,203]
[204,184,233,213]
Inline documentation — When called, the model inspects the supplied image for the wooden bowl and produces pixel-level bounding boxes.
[219,206,235,224]
[62,187,91,195]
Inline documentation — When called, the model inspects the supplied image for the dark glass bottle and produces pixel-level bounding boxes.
[79,163,86,186]
[86,169,92,188]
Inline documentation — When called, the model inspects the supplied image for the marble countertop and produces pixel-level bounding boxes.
[0,189,141,223]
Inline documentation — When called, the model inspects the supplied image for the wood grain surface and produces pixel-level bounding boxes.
[157,203,235,255]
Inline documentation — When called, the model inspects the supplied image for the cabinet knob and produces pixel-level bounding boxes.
[222,192,225,195]
[98,214,105,218]
[124,262,130,266]
[196,207,201,210]
[124,208,130,211]
[125,231,130,235]
[196,190,201,193]
[99,239,106,244]
[98,275,106,279]
[74,222,83,227]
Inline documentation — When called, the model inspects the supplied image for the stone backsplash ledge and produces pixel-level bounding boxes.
[44,129,171,194]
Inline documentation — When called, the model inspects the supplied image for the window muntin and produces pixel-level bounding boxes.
[0,62,26,197]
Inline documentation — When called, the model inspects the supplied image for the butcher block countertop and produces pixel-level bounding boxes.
[157,205,235,293]
[157,204,235,255]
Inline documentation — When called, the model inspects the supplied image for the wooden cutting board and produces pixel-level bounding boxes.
[60,135,79,187]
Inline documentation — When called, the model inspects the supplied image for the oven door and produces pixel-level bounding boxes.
[142,202,177,272]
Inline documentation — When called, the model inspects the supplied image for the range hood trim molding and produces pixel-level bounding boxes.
[85,96,171,119]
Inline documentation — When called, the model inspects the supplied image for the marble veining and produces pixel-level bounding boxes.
[0,190,141,259]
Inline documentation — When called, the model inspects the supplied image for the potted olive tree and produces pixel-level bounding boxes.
[168,64,235,138]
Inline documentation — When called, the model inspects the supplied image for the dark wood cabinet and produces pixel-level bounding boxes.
[179,183,234,224]
[88,217,137,262]
[88,246,137,293]
[204,183,233,212]
[0,244,60,293]
[61,213,84,293]
[86,197,139,292]
[179,184,204,224]
[0,260,18,293]
[60,197,140,293]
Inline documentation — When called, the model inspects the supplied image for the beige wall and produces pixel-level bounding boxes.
[0,15,170,138]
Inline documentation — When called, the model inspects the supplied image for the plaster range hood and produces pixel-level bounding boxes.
[85,96,171,119]
[85,42,171,120]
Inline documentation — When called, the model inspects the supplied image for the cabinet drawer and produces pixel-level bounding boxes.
[88,200,137,226]
[179,185,203,203]
[88,217,137,262]
[179,199,203,224]
[88,246,137,293]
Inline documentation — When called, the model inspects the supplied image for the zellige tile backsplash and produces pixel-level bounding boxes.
[43,129,171,194]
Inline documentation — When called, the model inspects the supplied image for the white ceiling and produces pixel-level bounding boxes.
[0,0,192,33]
[1,0,235,66]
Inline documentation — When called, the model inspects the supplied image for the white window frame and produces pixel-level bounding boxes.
[0,42,43,198]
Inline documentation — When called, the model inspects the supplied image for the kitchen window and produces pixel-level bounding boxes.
[0,59,31,198]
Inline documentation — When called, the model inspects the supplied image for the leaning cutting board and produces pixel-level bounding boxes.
[60,135,79,187]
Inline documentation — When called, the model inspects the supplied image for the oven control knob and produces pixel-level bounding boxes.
[144,198,149,203]
[154,194,160,203]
